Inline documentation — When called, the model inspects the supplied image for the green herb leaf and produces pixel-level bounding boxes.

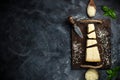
[113,66,120,71]
[104,12,109,16]
[101,6,117,19]
[103,12,109,16]
[112,71,117,76]
[109,10,117,19]
[107,70,112,74]
[107,75,112,80]
[102,6,109,12]
[106,66,120,80]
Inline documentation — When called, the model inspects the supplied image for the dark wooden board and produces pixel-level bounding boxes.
[71,19,111,69]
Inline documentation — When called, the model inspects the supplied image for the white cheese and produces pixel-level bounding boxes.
[86,46,101,62]
[88,32,96,38]
[88,24,95,33]
[87,40,97,47]
[85,69,99,80]
[87,5,96,17]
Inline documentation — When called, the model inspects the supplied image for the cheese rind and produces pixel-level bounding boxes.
[86,46,101,62]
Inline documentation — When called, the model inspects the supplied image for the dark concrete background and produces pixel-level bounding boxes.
[0,0,120,80]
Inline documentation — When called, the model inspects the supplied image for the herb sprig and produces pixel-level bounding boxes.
[107,66,120,80]
[102,6,117,19]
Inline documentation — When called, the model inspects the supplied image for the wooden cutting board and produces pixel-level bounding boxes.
[71,19,111,69]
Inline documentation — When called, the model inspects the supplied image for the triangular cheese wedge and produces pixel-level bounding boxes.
[86,46,101,62]
[88,31,96,38]
[88,24,95,33]
[87,40,97,47]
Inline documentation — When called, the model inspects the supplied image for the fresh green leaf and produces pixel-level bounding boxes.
[106,66,120,80]
[102,6,109,12]
[109,10,117,19]
[104,12,109,16]
[101,5,117,19]
[112,71,117,76]
[113,66,120,71]
[107,75,112,80]
[107,70,113,74]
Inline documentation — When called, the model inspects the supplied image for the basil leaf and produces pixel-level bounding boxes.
[107,75,112,80]
[103,12,109,16]
[101,5,117,19]
[111,12,117,19]
[112,72,117,77]
[107,70,113,74]
[109,10,117,19]
[113,66,120,71]
[102,6,109,12]
[106,66,120,80]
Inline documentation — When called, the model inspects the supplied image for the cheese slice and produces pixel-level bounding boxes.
[88,24,95,33]
[87,5,96,17]
[87,40,97,47]
[86,46,101,62]
[88,31,96,38]
[85,69,99,80]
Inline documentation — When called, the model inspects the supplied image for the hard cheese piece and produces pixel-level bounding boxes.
[85,69,99,80]
[88,24,95,33]
[87,40,97,47]
[86,46,101,62]
[88,32,96,38]
[87,5,96,17]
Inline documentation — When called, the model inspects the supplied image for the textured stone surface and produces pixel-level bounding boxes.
[0,0,120,80]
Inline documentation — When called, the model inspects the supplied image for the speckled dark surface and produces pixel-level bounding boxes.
[0,0,120,80]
